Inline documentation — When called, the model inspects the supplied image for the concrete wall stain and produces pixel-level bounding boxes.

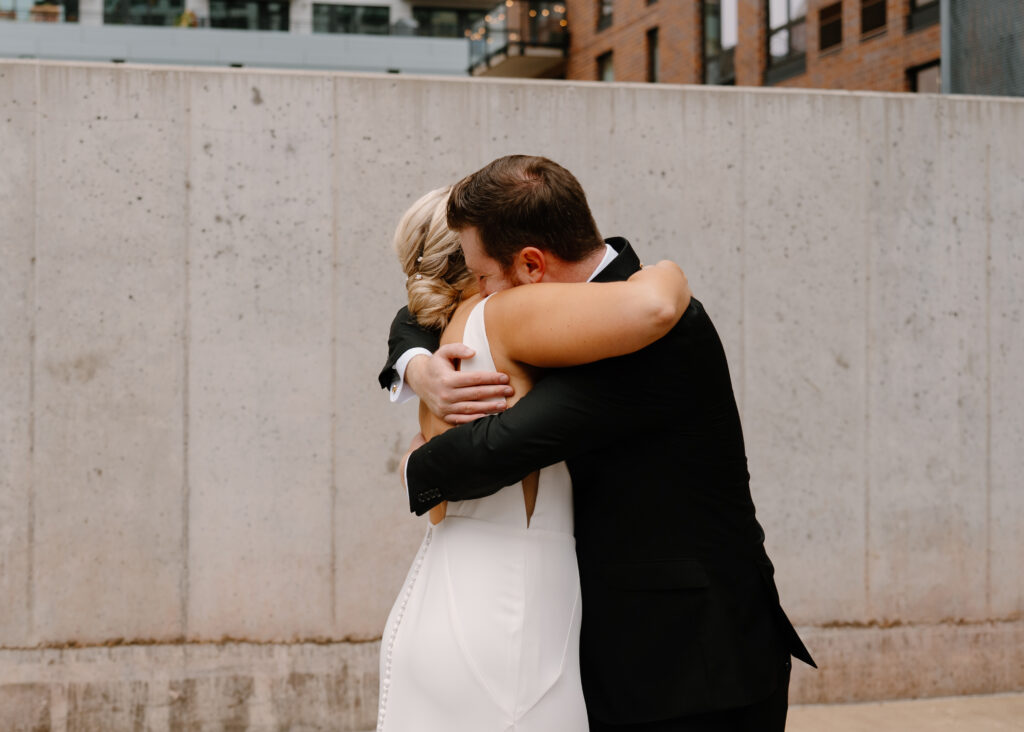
[66,680,148,732]
[44,352,105,385]
[0,683,51,732]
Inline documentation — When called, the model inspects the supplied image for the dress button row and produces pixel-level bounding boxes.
[376,527,433,731]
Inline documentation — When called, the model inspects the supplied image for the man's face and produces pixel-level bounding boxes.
[459,227,524,297]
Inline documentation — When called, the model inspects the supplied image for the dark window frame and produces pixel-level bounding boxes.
[646,26,659,82]
[597,50,613,81]
[908,58,941,92]
[860,0,886,37]
[819,1,842,52]
[765,0,807,85]
[702,0,736,85]
[907,0,939,32]
[597,0,612,31]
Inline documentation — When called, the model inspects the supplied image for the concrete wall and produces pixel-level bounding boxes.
[0,60,1022,729]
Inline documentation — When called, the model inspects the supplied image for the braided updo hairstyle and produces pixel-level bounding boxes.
[394,186,476,331]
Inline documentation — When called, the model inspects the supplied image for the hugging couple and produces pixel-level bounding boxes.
[374,155,814,732]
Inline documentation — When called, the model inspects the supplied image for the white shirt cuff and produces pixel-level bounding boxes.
[389,347,432,403]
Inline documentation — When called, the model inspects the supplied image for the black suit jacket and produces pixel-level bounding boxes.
[378,307,440,391]
[382,238,814,723]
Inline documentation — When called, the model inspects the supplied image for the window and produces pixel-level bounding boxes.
[104,0,183,25]
[861,0,885,35]
[210,0,289,30]
[819,2,842,51]
[597,0,612,31]
[907,0,938,31]
[703,0,737,85]
[909,59,941,93]
[766,0,806,83]
[647,27,659,82]
[597,51,614,81]
[30,0,80,21]
[313,4,389,34]
[411,7,485,38]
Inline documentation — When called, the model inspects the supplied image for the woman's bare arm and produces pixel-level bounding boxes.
[418,401,450,524]
[486,260,690,368]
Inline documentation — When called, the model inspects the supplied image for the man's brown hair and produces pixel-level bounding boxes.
[446,155,604,269]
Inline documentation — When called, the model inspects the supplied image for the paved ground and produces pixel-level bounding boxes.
[788,693,1024,731]
[356,693,1024,732]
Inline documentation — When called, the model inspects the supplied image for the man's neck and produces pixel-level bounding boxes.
[546,245,610,284]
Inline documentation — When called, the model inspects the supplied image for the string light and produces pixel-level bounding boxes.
[474,0,569,48]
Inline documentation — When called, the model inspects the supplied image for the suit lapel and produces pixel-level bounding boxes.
[592,237,641,283]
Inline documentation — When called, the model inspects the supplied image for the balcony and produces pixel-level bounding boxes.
[469,1,568,78]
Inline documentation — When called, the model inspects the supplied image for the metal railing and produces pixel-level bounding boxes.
[468,1,567,73]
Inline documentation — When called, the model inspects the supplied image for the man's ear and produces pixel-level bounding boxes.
[515,247,547,284]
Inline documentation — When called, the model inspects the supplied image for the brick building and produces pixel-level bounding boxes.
[503,0,941,92]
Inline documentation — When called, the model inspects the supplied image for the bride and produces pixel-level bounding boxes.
[377,186,690,732]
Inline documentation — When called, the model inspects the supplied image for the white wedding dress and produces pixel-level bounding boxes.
[377,297,588,732]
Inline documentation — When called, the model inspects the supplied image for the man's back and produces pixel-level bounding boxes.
[563,298,805,722]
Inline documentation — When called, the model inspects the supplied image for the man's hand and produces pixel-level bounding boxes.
[405,343,514,425]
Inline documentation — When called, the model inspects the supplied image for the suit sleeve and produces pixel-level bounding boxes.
[405,347,677,515]
[377,306,442,391]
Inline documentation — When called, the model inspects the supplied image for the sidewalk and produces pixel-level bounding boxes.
[356,693,1023,732]
[788,692,1024,731]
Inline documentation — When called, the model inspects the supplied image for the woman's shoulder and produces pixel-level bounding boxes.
[439,294,484,346]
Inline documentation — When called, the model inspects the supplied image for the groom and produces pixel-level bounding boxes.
[379,155,814,731]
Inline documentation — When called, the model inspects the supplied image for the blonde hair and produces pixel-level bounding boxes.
[394,186,475,330]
